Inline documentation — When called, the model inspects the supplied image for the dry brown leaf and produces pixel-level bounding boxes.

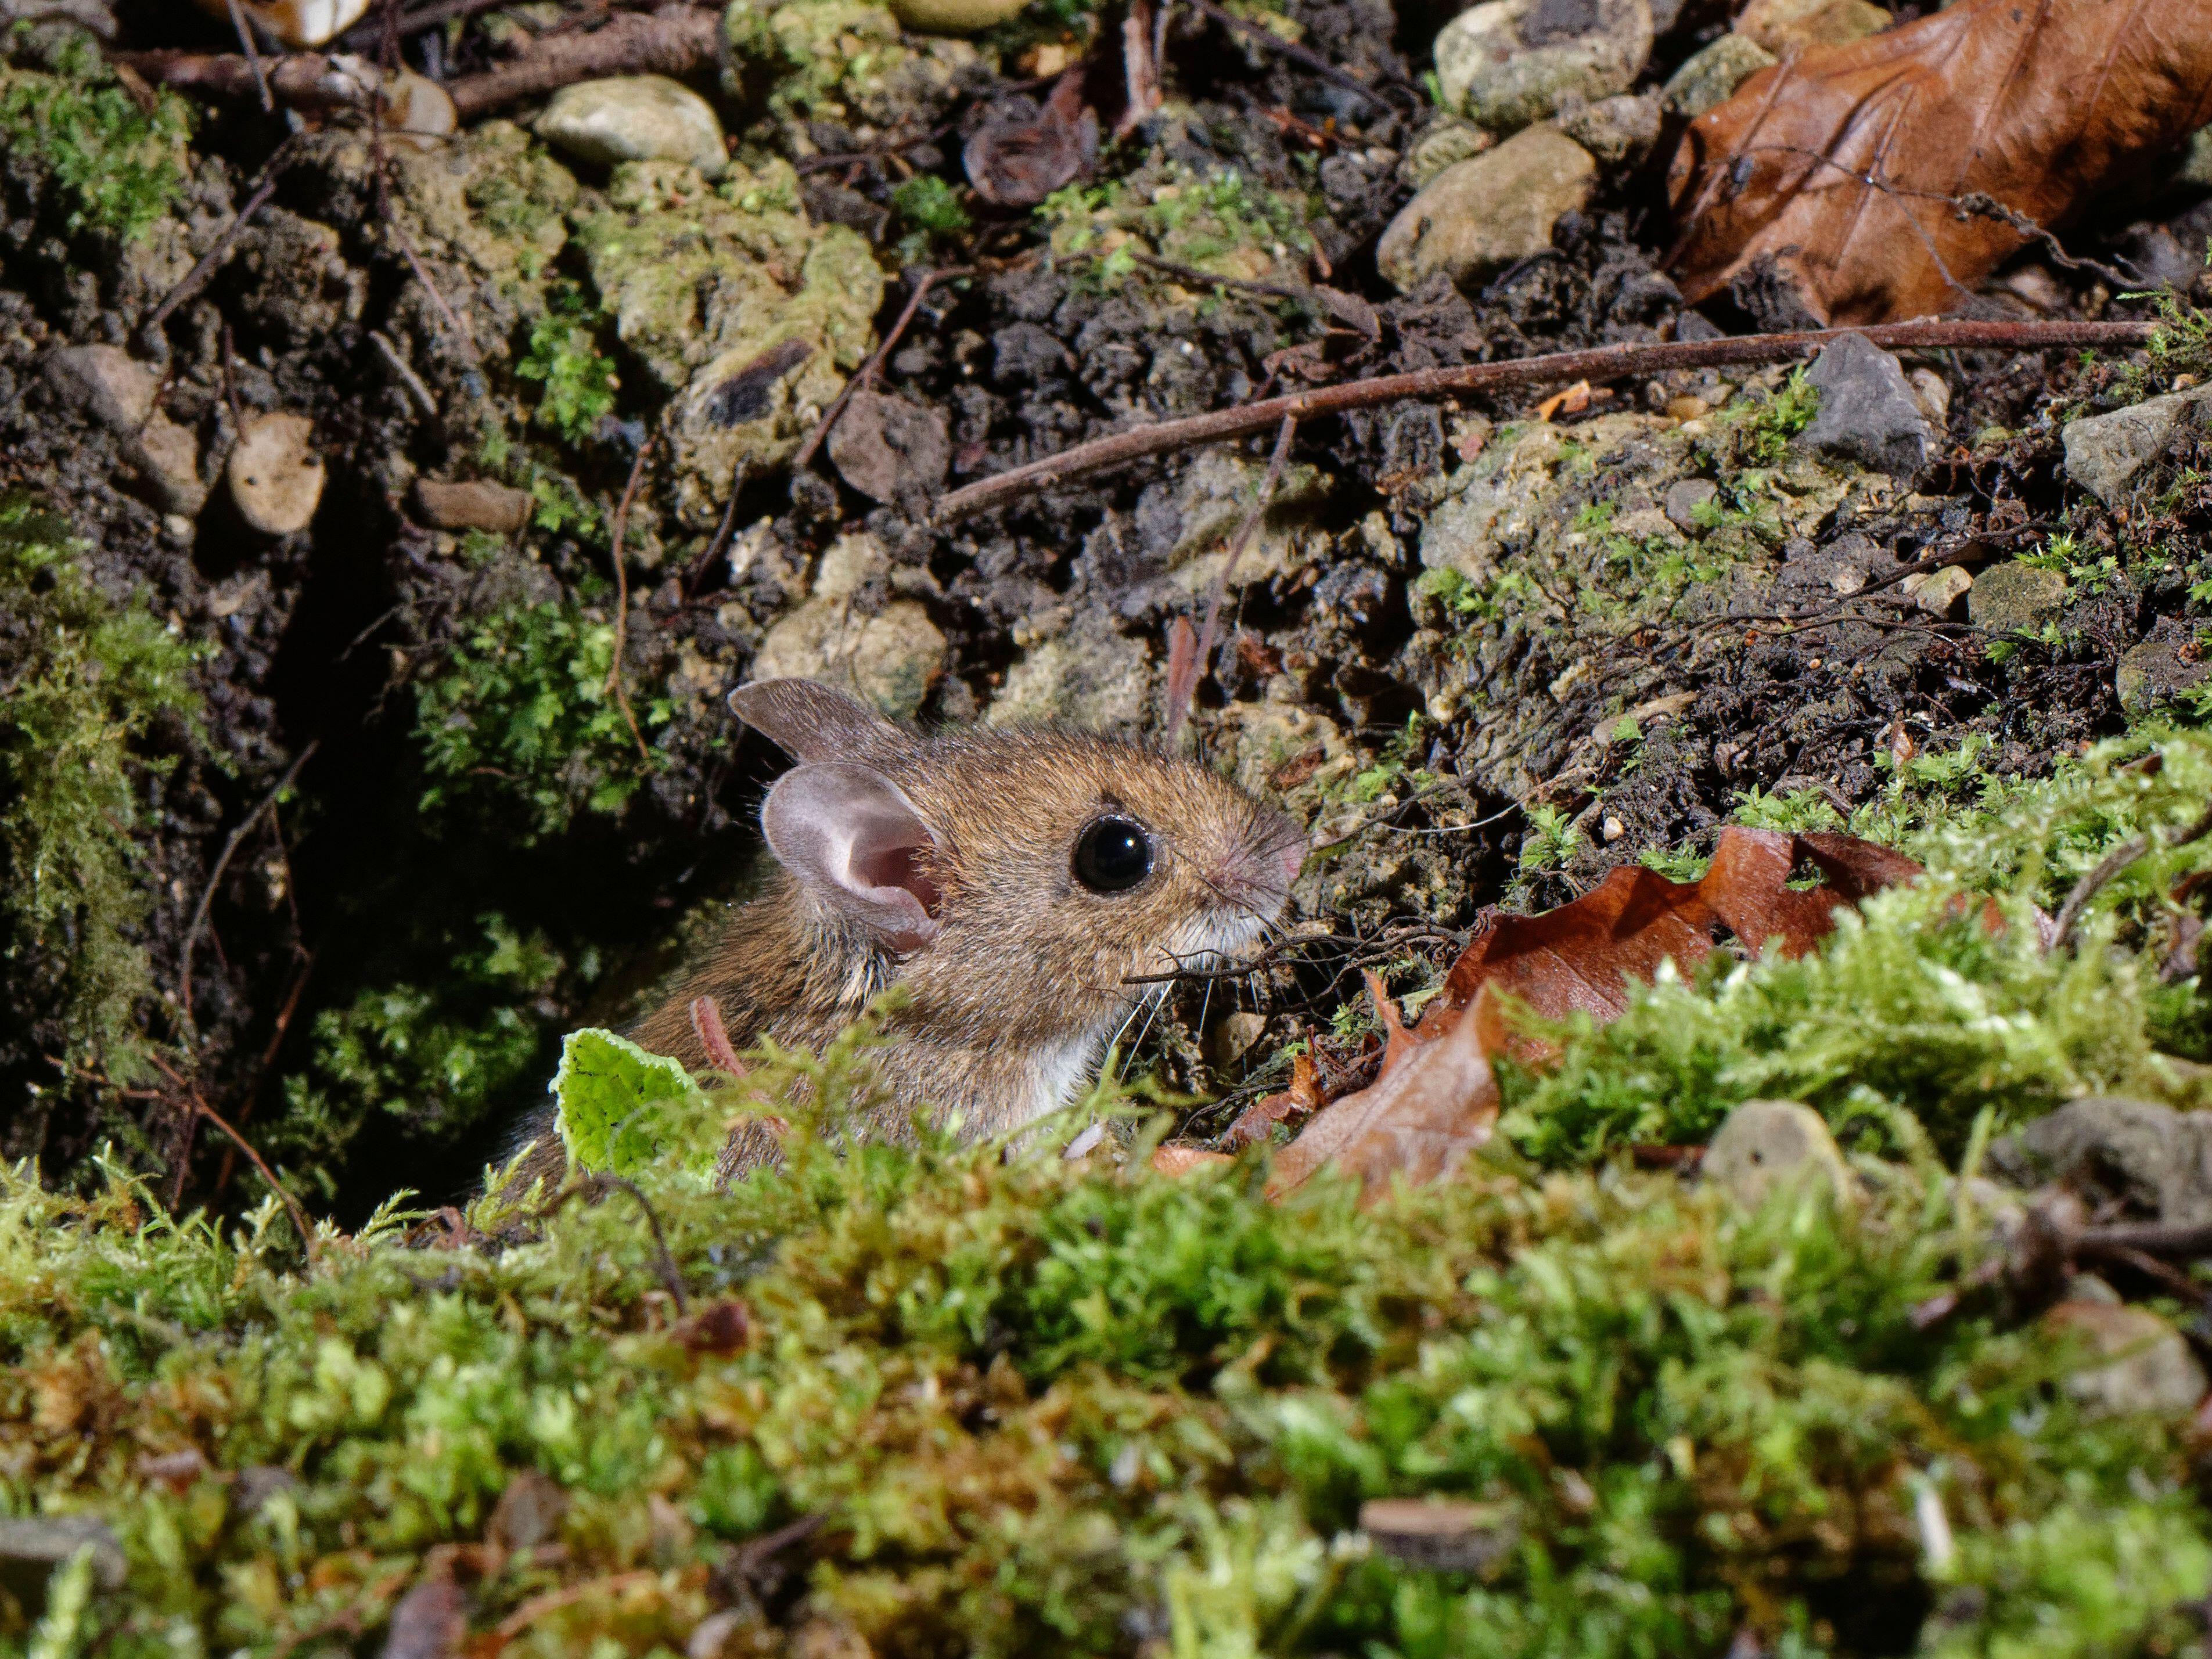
[1268,985,1501,1203]
[1410,827,1923,1049]
[965,69,1099,208]
[1667,0,2212,324]
[1152,1145,1235,1176]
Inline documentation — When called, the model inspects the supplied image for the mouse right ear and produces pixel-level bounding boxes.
[761,761,944,953]
[731,678,907,763]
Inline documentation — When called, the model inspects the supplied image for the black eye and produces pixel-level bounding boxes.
[1072,816,1154,893]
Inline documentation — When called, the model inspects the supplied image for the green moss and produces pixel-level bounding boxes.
[275,916,586,1192]
[1042,163,1317,283]
[3,1074,2206,1656]
[0,29,193,243]
[0,496,201,1082]
[1739,368,1819,466]
[515,285,620,446]
[414,598,671,838]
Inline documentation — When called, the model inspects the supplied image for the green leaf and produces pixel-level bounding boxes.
[551,1027,707,1176]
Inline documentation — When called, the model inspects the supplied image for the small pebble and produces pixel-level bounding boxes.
[227,412,326,537]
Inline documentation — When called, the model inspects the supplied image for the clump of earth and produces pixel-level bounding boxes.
[2,0,2209,1215]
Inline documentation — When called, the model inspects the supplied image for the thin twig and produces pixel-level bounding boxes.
[371,329,440,422]
[935,318,2155,521]
[1164,412,1296,742]
[2051,795,2212,951]
[448,6,720,118]
[178,742,319,1032]
[149,1054,318,1254]
[143,138,300,339]
[605,438,656,768]
[2077,1221,2212,1258]
[534,1176,688,1313]
[1183,0,1396,110]
[223,0,274,108]
[793,265,972,472]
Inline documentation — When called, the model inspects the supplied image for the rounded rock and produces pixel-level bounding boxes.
[1660,34,1776,118]
[1966,561,2067,635]
[1703,1099,1855,1210]
[1377,125,1596,292]
[537,75,728,179]
[226,412,326,536]
[1434,0,1652,131]
[888,0,1027,33]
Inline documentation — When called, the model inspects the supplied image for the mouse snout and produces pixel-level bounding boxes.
[1208,808,1307,914]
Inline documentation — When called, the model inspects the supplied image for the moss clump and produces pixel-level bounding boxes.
[515,285,620,446]
[3,1084,2207,1657]
[414,597,671,837]
[0,497,200,1085]
[0,29,193,243]
[275,916,591,1194]
[1042,161,1318,283]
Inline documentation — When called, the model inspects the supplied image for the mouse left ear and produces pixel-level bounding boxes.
[732,678,907,763]
[761,761,944,952]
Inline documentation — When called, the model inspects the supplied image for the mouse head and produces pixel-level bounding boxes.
[732,678,1307,1039]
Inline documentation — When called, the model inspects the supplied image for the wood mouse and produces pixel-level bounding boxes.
[505,677,1306,1182]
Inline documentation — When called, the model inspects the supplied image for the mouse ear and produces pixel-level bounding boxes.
[761,761,944,953]
[732,678,907,763]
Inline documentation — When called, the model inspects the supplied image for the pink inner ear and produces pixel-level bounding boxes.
[854,842,943,918]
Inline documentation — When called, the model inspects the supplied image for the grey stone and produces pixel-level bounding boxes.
[1966,561,2066,635]
[1703,1099,1855,1208]
[1,0,117,37]
[826,390,949,506]
[1663,477,1718,535]
[226,411,326,535]
[1660,33,1775,117]
[751,532,945,719]
[1377,125,1596,292]
[537,75,727,179]
[1400,116,1496,190]
[1735,0,1892,52]
[1902,564,1972,617]
[2046,1301,2207,1418]
[1553,91,1661,164]
[43,343,157,430]
[1435,0,1653,131]
[987,614,1151,737]
[2062,386,2212,506]
[1991,1096,2212,1226]
[128,415,207,517]
[1361,1497,1520,1574]
[2116,636,2209,714]
[1797,333,1932,478]
[0,1516,126,1594]
[413,477,535,534]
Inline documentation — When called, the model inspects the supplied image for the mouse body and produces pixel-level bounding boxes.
[506,678,1305,1181]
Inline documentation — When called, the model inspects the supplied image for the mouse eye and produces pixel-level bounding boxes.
[1072,816,1154,894]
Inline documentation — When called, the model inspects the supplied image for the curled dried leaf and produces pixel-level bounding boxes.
[965,70,1099,208]
[1667,0,2212,323]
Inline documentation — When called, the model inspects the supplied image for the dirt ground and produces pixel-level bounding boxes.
[3,0,2210,1219]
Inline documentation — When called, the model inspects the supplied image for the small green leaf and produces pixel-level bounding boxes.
[552,1028,706,1175]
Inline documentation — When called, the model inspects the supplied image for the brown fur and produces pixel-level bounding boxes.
[501,702,1304,1189]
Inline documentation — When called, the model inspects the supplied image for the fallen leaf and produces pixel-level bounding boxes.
[1268,985,1502,1202]
[1667,0,2212,324]
[671,1297,753,1355]
[1224,1049,1326,1145]
[1412,826,1925,1046]
[1535,379,1593,422]
[826,390,950,506]
[382,1559,465,1659]
[965,69,1099,208]
[1152,1145,1235,1176]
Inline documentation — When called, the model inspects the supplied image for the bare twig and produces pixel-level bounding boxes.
[222,0,274,109]
[1182,0,1396,111]
[149,1054,318,1254]
[448,6,720,118]
[935,318,2155,522]
[534,1175,688,1313]
[178,742,319,1032]
[1163,412,1296,742]
[793,265,973,472]
[142,139,300,339]
[2051,795,2212,952]
[370,329,441,422]
[605,437,656,768]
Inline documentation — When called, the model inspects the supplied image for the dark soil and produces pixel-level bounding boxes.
[3,0,2210,1220]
